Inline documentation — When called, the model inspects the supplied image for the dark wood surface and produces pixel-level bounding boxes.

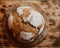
[0,0,60,48]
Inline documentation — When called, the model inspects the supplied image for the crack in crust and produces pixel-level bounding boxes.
[8,6,44,42]
[9,11,39,41]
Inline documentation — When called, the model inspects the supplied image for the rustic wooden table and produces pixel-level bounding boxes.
[0,0,60,48]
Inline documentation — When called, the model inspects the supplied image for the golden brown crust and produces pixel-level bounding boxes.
[21,8,30,19]
[9,11,39,41]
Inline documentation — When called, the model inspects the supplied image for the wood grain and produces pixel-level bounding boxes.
[0,0,60,47]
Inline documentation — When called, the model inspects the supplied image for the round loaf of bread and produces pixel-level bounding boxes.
[8,6,45,43]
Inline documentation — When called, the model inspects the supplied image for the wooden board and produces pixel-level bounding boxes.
[0,0,60,48]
